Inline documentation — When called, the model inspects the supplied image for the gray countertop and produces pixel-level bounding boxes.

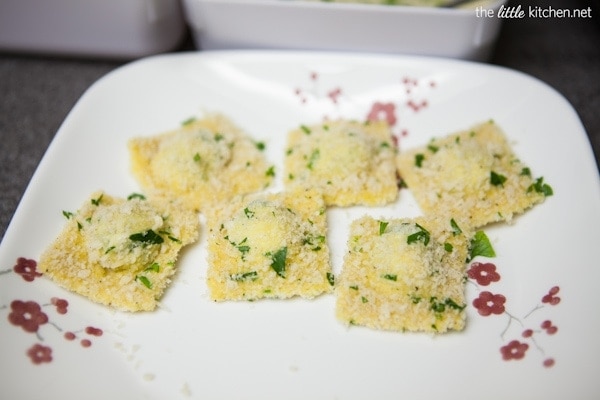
[1,0,599,242]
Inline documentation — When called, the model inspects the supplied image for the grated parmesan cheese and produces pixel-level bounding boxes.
[128,113,274,212]
[284,119,398,206]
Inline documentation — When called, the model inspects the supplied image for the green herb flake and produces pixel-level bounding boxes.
[444,242,453,252]
[307,149,320,170]
[361,296,369,303]
[378,220,389,235]
[127,193,146,201]
[407,223,430,246]
[255,141,266,151]
[326,272,335,286]
[91,194,104,206]
[349,285,359,291]
[382,274,397,282]
[427,144,439,153]
[300,125,311,135]
[265,166,276,177]
[193,153,201,162]
[181,116,196,126]
[268,247,287,278]
[104,246,116,254]
[450,218,462,235]
[528,177,554,197]
[129,229,164,245]
[62,210,74,219]
[145,263,160,273]
[469,230,496,261]
[230,271,259,282]
[244,207,255,218]
[136,275,152,289]
[520,167,532,177]
[214,133,224,142]
[415,153,425,168]
[490,171,507,187]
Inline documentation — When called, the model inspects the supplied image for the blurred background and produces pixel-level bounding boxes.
[1,0,599,241]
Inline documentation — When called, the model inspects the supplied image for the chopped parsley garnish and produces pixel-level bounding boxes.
[265,166,276,177]
[378,220,389,235]
[490,171,507,186]
[91,194,104,206]
[415,153,425,168]
[127,193,146,201]
[255,141,266,151]
[62,210,74,219]
[230,271,258,282]
[326,272,335,286]
[444,242,453,252]
[407,223,430,246]
[307,149,320,170]
[268,247,288,278]
[104,246,116,254]
[129,229,164,245]
[181,116,196,126]
[430,297,466,313]
[450,218,462,235]
[382,274,397,281]
[193,153,201,162]
[427,144,439,153]
[520,167,532,176]
[244,207,255,218]
[136,275,152,289]
[528,177,553,196]
[468,230,496,261]
[145,263,160,272]
[300,125,311,135]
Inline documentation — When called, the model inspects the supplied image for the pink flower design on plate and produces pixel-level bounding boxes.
[542,286,561,305]
[27,344,53,364]
[8,300,49,333]
[467,262,501,286]
[472,291,506,316]
[13,257,42,282]
[367,102,397,126]
[501,340,529,360]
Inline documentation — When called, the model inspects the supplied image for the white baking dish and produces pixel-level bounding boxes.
[0,0,186,59]
[182,0,507,61]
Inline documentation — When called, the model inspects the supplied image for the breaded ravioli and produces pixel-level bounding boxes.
[205,188,333,301]
[336,215,471,333]
[38,191,199,312]
[396,120,553,228]
[129,113,274,211]
[284,119,398,206]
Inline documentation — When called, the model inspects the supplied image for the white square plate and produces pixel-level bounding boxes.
[1,51,599,399]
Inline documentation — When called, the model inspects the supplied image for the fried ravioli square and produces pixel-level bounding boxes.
[284,119,398,206]
[205,188,333,301]
[129,113,274,212]
[335,215,470,333]
[396,120,552,228]
[38,191,199,311]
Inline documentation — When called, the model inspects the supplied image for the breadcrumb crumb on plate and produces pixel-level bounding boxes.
[205,188,333,301]
[284,119,398,207]
[396,120,552,228]
[128,113,274,212]
[335,215,471,333]
[38,191,200,312]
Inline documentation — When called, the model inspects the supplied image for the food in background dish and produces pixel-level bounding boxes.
[396,120,552,229]
[335,215,471,333]
[128,113,274,212]
[284,119,398,206]
[205,188,333,301]
[38,191,199,312]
